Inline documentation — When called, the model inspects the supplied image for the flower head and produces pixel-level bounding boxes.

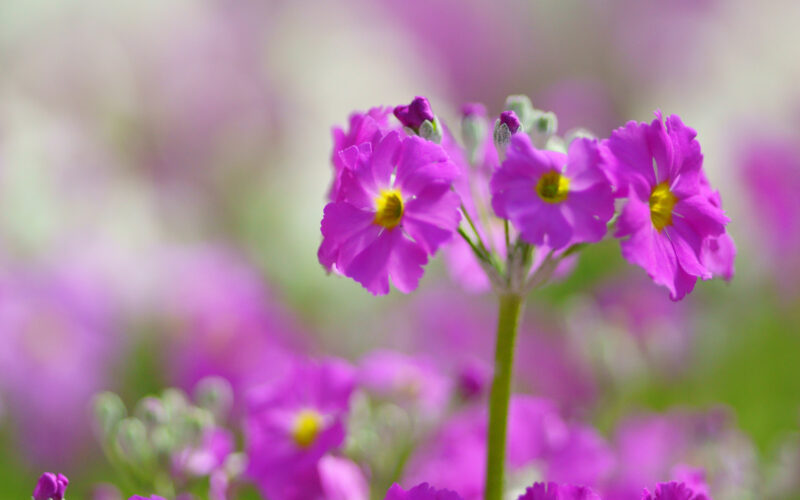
[318,131,461,295]
[518,482,600,500]
[33,473,69,500]
[394,97,436,131]
[491,134,614,249]
[359,350,451,419]
[641,481,710,500]
[385,482,464,500]
[605,112,730,300]
[245,357,356,499]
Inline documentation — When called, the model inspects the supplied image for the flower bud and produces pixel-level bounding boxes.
[135,397,166,429]
[194,377,233,420]
[394,96,442,143]
[183,407,214,444]
[33,472,69,500]
[493,110,522,154]
[161,388,189,421]
[504,95,534,130]
[93,392,127,437]
[150,425,175,454]
[115,417,152,463]
[393,96,434,130]
[417,118,443,143]
[461,103,488,166]
[530,110,558,148]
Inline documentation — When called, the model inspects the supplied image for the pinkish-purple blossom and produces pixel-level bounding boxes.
[491,134,614,249]
[605,112,730,300]
[318,131,461,295]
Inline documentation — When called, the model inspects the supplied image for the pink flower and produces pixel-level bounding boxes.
[244,358,357,500]
[491,134,614,249]
[605,112,730,300]
[319,131,461,295]
[518,482,600,500]
[641,482,709,500]
[385,482,463,500]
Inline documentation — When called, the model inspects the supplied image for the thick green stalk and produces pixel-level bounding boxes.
[485,293,523,500]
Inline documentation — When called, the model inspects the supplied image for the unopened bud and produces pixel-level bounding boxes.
[504,95,534,130]
[184,407,214,444]
[93,392,127,437]
[194,377,233,420]
[115,417,151,463]
[493,110,522,155]
[161,388,189,421]
[33,472,69,500]
[393,96,434,130]
[417,118,442,144]
[461,103,488,165]
[530,110,558,148]
[135,397,166,429]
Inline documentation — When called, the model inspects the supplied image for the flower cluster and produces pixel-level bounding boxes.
[319,96,734,300]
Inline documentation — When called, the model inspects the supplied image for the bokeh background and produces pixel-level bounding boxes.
[1,0,800,498]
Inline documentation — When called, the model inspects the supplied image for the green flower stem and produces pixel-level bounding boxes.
[485,293,523,500]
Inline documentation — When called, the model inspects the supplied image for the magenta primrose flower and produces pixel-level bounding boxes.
[641,482,710,500]
[605,112,730,300]
[244,357,357,499]
[385,482,464,500]
[318,130,461,295]
[491,133,614,249]
[518,482,600,500]
[33,473,69,500]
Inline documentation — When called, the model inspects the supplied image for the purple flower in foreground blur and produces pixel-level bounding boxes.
[605,112,730,300]
[404,396,612,500]
[33,473,69,500]
[245,357,356,499]
[394,96,436,131]
[359,350,451,418]
[319,131,461,295]
[739,136,800,288]
[386,482,463,500]
[641,482,709,500]
[491,134,614,249]
[318,455,369,500]
[330,107,396,201]
[128,496,167,500]
[518,482,600,500]
[160,247,304,406]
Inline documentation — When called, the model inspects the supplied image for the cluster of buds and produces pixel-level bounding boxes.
[92,377,244,499]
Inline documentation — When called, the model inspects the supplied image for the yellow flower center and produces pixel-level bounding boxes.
[374,189,404,229]
[536,170,570,204]
[649,181,678,230]
[291,409,323,448]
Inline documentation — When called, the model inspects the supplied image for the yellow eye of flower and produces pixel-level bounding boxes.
[536,170,570,204]
[374,189,404,229]
[291,409,323,448]
[649,181,678,231]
